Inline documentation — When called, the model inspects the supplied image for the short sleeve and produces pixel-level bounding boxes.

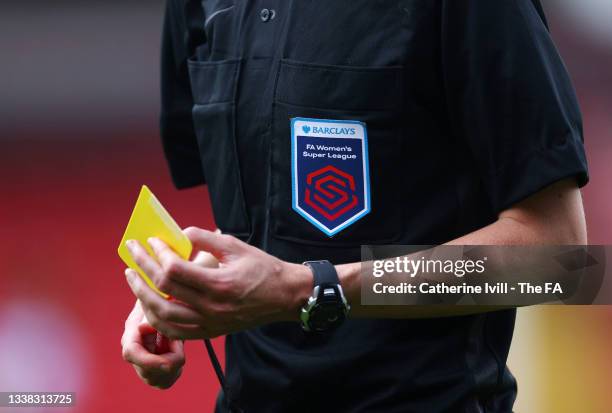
[160,0,205,188]
[441,0,589,213]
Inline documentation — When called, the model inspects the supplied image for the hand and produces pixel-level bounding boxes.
[124,227,312,339]
[120,300,185,389]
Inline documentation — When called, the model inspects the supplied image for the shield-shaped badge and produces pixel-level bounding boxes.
[291,117,371,237]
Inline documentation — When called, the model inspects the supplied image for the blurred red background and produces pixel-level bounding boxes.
[0,130,223,412]
[0,1,611,412]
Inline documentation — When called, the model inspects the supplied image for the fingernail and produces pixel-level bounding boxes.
[124,269,134,281]
[126,240,135,250]
[147,237,156,246]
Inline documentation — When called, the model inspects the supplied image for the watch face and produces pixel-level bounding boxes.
[309,302,345,331]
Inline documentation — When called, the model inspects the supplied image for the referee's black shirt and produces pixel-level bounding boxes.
[160,1,589,411]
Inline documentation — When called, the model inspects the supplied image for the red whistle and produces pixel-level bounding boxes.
[143,329,171,354]
[154,331,171,354]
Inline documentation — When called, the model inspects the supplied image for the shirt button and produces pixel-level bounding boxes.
[260,8,271,22]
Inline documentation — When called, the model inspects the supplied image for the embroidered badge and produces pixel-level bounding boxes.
[291,117,370,236]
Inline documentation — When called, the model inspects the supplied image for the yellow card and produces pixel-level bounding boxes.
[118,185,192,299]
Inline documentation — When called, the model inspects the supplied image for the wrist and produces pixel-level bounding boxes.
[281,261,314,322]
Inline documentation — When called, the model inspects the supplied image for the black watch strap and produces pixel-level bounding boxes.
[303,260,339,287]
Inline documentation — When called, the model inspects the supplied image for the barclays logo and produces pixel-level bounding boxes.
[299,122,357,136]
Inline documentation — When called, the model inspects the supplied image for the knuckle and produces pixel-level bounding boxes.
[120,332,128,348]
[121,345,133,362]
[221,234,237,247]
[163,259,182,280]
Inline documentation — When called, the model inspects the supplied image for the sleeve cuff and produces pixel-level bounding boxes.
[160,115,206,189]
[164,150,206,189]
[484,135,589,213]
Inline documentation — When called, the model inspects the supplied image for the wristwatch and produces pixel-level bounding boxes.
[300,260,350,332]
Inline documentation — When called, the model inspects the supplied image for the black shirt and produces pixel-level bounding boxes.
[160,1,588,412]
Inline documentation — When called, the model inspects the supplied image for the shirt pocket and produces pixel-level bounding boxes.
[188,58,250,237]
[270,59,406,247]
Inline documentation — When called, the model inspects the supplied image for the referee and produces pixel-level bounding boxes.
[121,1,588,411]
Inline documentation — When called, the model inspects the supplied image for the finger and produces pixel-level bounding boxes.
[147,237,184,269]
[158,344,185,368]
[139,304,209,340]
[143,313,209,340]
[122,318,143,348]
[168,338,184,354]
[122,301,146,348]
[134,361,176,384]
[137,365,182,389]
[123,300,145,347]
[122,341,171,369]
[126,300,144,325]
[147,237,219,293]
[159,278,214,312]
[126,240,163,284]
[139,324,185,358]
[125,269,205,325]
[169,287,211,314]
[183,227,241,260]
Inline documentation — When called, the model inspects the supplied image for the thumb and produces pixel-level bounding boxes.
[192,250,220,268]
[183,227,241,261]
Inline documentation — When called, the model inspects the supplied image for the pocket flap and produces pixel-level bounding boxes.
[276,59,403,111]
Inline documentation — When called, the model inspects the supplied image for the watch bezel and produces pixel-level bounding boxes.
[300,284,350,332]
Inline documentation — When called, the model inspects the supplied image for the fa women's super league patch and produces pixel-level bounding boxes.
[291,117,371,237]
